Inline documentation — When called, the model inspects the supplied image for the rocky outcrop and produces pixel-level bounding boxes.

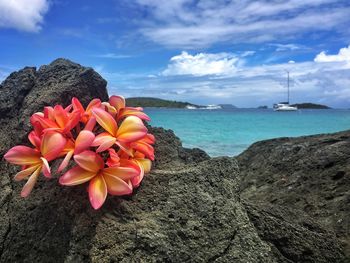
[237,131,350,258]
[0,59,346,262]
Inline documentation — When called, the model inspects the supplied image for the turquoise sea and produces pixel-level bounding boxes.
[145,108,350,156]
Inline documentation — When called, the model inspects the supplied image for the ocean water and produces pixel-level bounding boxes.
[144,108,350,157]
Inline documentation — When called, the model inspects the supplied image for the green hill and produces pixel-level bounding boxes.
[126,97,199,108]
[290,103,331,109]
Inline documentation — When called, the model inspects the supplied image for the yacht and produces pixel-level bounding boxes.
[274,70,298,111]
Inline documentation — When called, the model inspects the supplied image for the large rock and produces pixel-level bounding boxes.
[237,131,350,258]
[0,59,346,262]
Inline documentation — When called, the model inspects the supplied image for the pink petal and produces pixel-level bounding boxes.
[86,98,102,113]
[84,116,96,131]
[116,116,148,143]
[118,108,150,121]
[41,157,51,178]
[20,166,41,198]
[28,131,41,149]
[131,141,154,160]
[14,165,40,181]
[57,150,74,172]
[92,108,118,136]
[74,130,95,154]
[102,165,139,181]
[109,95,125,111]
[96,137,116,153]
[106,148,120,167]
[54,105,69,128]
[88,174,107,210]
[63,110,81,133]
[91,132,114,146]
[59,166,96,186]
[103,173,133,196]
[74,150,104,172]
[131,161,144,188]
[4,146,41,165]
[40,131,67,161]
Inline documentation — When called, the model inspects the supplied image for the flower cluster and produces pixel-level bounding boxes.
[4,96,154,209]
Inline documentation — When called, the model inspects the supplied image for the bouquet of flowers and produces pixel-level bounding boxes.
[4,95,154,209]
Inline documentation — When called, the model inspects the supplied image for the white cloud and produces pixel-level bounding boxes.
[270,43,304,52]
[129,0,350,48]
[0,0,49,32]
[314,45,350,63]
[103,46,350,108]
[162,51,239,76]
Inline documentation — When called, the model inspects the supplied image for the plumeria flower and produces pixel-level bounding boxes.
[57,130,95,172]
[30,105,81,136]
[103,95,150,121]
[72,97,101,123]
[4,131,66,197]
[59,150,141,209]
[91,108,148,153]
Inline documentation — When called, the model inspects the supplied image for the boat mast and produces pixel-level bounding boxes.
[286,70,290,104]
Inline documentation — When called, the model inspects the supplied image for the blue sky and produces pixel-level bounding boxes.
[0,0,350,108]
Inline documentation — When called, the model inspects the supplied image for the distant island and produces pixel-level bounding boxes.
[126,97,199,108]
[258,105,268,109]
[290,103,331,109]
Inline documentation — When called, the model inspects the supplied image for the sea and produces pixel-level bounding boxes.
[144,108,350,157]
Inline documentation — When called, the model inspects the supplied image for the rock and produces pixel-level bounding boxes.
[237,131,350,258]
[0,59,346,262]
[244,202,345,263]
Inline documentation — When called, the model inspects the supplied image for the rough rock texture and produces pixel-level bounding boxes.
[237,132,350,258]
[0,59,346,262]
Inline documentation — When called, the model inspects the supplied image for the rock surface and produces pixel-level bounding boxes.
[0,59,346,262]
[237,131,350,258]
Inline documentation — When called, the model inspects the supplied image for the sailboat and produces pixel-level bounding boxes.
[274,70,298,111]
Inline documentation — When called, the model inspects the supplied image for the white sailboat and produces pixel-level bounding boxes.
[274,70,298,111]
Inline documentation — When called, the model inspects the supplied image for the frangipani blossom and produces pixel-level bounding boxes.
[57,130,95,172]
[5,95,155,209]
[72,97,101,123]
[4,131,66,197]
[59,150,141,209]
[92,108,148,153]
[30,105,80,135]
[104,95,150,121]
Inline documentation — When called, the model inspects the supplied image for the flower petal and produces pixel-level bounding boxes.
[28,131,41,149]
[137,158,152,173]
[131,141,154,160]
[84,116,96,131]
[96,138,116,153]
[103,165,139,181]
[59,166,96,186]
[118,108,150,121]
[103,172,133,196]
[21,166,41,198]
[131,161,144,188]
[4,146,41,165]
[74,150,104,172]
[57,150,74,172]
[116,116,148,143]
[41,157,51,178]
[54,105,69,128]
[74,130,95,154]
[109,95,125,111]
[89,174,107,210]
[106,148,120,167]
[92,132,114,146]
[14,165,41,181]
[92,107,118,136]
[40,131,67,161]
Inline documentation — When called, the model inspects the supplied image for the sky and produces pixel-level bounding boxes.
[0,0,350,108]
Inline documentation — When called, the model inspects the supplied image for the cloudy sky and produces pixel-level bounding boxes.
[0,0,350,108]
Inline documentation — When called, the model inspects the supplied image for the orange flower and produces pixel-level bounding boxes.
[59,151,141,209]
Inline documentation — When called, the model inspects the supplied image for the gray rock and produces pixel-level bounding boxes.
[0,59,345,262]
[237,131,350,258]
